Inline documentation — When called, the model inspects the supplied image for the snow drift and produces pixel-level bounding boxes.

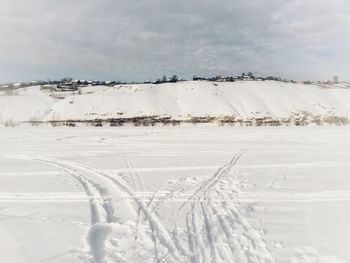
[1,81,350,126]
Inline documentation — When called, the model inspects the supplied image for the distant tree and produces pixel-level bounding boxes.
[61,77,73,83]
[247,72,254,78]
[154,79,161,84]
[162,75,167,83]
[170,75,178,83]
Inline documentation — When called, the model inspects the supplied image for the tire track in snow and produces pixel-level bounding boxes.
[17,156,150,263]
[178,154,242,213]
[41,157,183,262]
[209,201,248,262]
[21,157,116,263]
[189,202,210,263]
[3,190,349,203]
[172,154,276,263]
[123,154,151,251]
[208,167,277,263]
[170,154,241,262]
[14,154,278,263]
[124,154,146,191]
[31,158,113,224]
[200,202,219,262]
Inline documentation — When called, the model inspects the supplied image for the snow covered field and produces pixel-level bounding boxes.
[1,126,350,263]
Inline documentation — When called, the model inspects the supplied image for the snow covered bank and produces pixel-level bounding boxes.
[1,81,350,126]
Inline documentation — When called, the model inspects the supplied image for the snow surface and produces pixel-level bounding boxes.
[1,81,350,125]
[1,126,350,263]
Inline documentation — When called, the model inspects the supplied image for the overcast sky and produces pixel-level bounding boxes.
[0,0,349,82]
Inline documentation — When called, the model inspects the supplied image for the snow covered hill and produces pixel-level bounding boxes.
[1,81,350,126]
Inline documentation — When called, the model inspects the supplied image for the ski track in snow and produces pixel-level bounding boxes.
[10,154,337,262]
[23,156,181,263]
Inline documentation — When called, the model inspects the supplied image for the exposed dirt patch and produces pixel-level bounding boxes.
[23,113,349,127]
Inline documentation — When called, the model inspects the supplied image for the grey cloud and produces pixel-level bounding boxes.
[0,0,349,82]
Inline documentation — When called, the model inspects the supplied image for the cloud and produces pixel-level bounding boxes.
[0,0,349,82]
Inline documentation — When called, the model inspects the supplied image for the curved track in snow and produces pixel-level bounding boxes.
[8,153,346,262]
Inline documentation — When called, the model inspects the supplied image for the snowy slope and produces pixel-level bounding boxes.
[1,81,350,125]
[0,86,55,125]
